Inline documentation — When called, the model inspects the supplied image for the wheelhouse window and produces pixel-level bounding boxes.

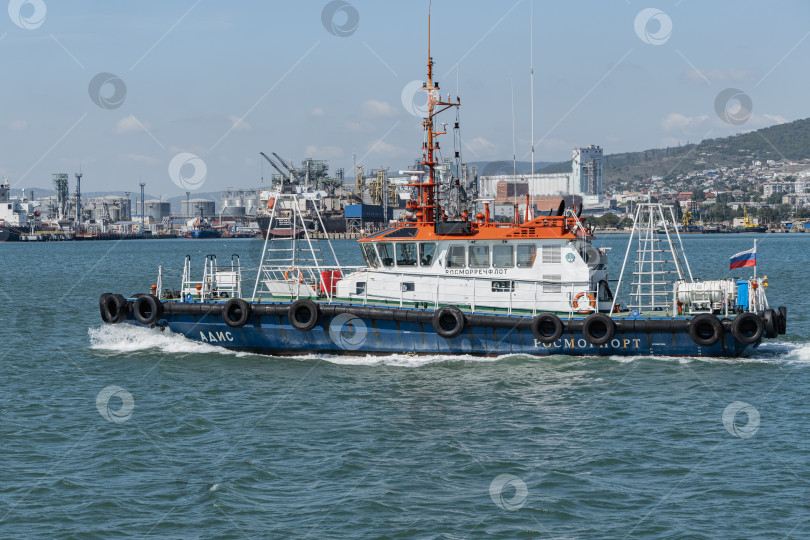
[396,242,418,266]
[492,244,514,268]
[356,282,366,294]
[377,243,395,267]
[543,275,561,293]
[542,244,561,264]
[516,244,537,268]
[419,243,437,267]
[361,243,380,268]
[447,245,466,268]
[469,245,490,268]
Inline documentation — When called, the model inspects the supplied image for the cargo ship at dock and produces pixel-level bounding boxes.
[98,11,786,358]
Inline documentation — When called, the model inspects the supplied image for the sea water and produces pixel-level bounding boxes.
[1,234,809,538]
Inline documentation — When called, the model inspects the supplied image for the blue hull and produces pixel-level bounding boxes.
[121,307,759,358]
[187,230,220,238]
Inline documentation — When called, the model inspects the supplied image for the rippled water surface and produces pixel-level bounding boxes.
[1,234,809,538]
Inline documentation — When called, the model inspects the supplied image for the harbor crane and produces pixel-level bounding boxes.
[259,152,295,193]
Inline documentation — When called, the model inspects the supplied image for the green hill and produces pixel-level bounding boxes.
[535,117,810,184]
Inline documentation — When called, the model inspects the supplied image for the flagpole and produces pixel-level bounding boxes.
[754,238,757,279]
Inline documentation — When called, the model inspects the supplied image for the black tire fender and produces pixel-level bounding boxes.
[288,299,319,331]
[133,294,163,326]
[223,298,251,328]
[731,312,765,345]
[103,294,128,324]
[762,309,778,339]
[432,306,465,339]
[99,293,111,323]
[531,313,563,344]
[582,313,615,346]
[689,314,723,347]
[777,306,787,334]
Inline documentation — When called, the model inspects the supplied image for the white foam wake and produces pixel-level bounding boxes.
[87,325,525,366]
[87,324,254,357]
[607,340,810,365]
[283,352,512,368]
[88,324,810,367]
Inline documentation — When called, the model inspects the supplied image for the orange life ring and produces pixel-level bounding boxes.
[573,292,596,313]
[284,268,303,283]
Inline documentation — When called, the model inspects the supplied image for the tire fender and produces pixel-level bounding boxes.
[531,313,563,344]
[223,298,251,328]
[689,314,723,347]
[133,294,163,326]
[288,299,319,331]
[432,306,465,339]
[731,312,765,345]
[582,313,615,346]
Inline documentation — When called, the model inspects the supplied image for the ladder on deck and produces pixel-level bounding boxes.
[612,203,694,315]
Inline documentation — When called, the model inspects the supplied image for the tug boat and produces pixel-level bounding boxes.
[98,16,786,357]
[181,216,221,239]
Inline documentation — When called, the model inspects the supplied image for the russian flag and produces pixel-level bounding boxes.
[730,247,756,269]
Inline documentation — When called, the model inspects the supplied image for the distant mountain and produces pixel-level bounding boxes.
[604,117,810,184]
[535,117,810,184]
[470,160,553,176]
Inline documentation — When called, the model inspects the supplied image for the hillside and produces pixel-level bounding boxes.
[469,160,553,176]
[535,117,810,185]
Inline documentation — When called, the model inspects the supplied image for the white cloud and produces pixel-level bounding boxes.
[115,115,149,134]
[304,145,343,159]
[346,120,373,132]
[465,136,496,154]
[661,113,709,131]
[8,120,27,131]
[361,100,397,117]
[365,140,408,157]
[228,115,252,131]
[760,113,787,125]
[310,107,325,117]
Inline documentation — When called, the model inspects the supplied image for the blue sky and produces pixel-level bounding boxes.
[1,0,808,196]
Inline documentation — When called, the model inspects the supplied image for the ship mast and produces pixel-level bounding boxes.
[412,2,460,227]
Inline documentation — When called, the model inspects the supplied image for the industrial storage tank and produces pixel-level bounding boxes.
[221,188,262,216]
[221,205,246,217]
[182,198,216,217]
[137,200,171,222]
